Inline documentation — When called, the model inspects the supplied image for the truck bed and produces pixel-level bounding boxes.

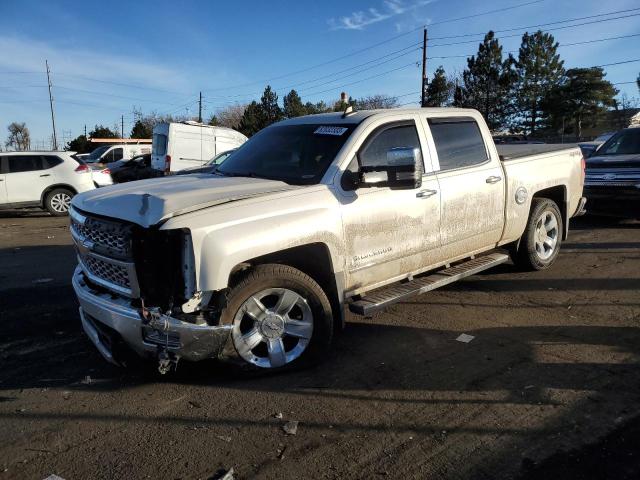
[497,144,579,161]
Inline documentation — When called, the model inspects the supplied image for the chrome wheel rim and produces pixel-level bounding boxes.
[50,193,71,213]
[534,210,559,260]
[232,288,313,369]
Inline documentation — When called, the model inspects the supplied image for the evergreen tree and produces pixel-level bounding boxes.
[542,67,618,139]
[260,85,283,125]
[130,120,152,138]
[66,134,91,153]
[207,115,219,126]
[89,125,118,138]
[460,31,516,130]
[425,66,452,107]
[237,101,264,137]
[283,89,307,118]
[514,31,564,135]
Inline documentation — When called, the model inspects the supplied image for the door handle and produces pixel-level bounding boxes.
[40,174,51,177]
[486,175,502,184]
[416,189,438,198]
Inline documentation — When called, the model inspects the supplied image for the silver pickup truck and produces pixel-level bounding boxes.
[70,108,586,373]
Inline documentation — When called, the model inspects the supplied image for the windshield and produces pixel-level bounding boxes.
[86,145,110,161]
[217,124,356,184]
[598,129,640,156]
[206,149,235,166]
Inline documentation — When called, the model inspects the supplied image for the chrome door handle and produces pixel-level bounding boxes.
[40,174,51,177]
[486,175,502,184]
[416,189,438,198]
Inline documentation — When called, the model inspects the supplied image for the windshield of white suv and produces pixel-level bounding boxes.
[598,129,640,156]
[216,124,356,185]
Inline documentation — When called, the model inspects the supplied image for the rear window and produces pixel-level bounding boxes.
[153,134,167,156]
[428,118,488,171]
[7,155,43,173]
[598,129,640,155]
[42,155,63,169]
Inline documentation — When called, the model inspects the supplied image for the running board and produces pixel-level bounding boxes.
[348,253,509,316]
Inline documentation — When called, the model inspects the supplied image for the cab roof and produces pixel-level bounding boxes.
[278,107,480,126]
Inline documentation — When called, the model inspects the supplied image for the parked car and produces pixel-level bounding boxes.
[85,143,152,165]
[0,151,94,215]
[176,149,236,175]
[584,128,640,217]
[109,153,157,183]
[151,121,247,174]
[70,108,585,372]
[578,132,615,158]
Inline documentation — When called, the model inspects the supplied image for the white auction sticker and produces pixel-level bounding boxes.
[314,126,348,136]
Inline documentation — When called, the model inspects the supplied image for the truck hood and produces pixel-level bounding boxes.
[586,154,640,169]
[72,174,299,227]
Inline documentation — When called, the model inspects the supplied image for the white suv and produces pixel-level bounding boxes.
[0,151,95,216]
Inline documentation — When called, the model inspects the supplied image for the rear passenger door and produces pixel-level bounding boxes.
[426,116,504,258]
[5,155,53,204]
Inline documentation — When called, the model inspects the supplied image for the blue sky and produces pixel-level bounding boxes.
[0,0,639,144]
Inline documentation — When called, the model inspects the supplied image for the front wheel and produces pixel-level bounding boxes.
[220,264,333,371]
[514,198,563,270]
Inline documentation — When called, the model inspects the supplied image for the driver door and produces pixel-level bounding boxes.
[338,116,441,294]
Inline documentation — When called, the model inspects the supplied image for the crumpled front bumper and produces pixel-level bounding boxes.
[72,267,231,365]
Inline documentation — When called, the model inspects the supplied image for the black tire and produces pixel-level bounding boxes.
[44,188,74,216]
[219,264,333,372]
[514,198,563,271]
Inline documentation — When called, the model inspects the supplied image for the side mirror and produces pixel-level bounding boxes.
[359,147,423,190]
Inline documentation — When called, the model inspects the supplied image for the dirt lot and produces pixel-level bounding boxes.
[1,210,639,480]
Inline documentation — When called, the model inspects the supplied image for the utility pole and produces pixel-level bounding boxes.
[121,115,124,139]
[84,124,87,138]
[45,60,58,150]
[198,92,203,123]
[420,29,428,107]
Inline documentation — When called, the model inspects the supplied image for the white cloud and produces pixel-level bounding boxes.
[328,0,434,31]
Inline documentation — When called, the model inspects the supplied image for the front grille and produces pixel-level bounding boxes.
[71,207,139,297]
[83,255,131,289]
[70,212,132,259]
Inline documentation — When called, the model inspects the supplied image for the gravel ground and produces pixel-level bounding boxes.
[0,210,639,480]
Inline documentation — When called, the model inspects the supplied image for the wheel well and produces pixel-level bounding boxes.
[40,184,77,207]
[230,243,342,330]
[532,185,568,240]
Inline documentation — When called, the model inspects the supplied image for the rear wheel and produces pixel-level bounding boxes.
[514,198,563,270]
[220,264,333,371]
[44,188,74,216]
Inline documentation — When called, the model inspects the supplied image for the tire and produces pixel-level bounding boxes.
[514,198,563,271]
[219,264,333,371]
[44,188,74,216]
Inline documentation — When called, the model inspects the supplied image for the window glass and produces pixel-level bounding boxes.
[360,124,422,168]
[218,124,355,185]
[8,155,43,173]
[428,118,487,171]
[42,155,63,169]
[153,134,167,155]
[111,148,124,161]
[598,129,640,155]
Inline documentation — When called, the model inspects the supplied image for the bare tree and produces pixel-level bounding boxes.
[355,94,399,109]
[211,104,247,129]
[5,122,31,151]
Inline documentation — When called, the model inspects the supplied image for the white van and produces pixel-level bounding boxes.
[86,143,152,165]
[151,121,247,173]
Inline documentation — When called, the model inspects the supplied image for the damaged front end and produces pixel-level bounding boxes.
[70,205,229,372]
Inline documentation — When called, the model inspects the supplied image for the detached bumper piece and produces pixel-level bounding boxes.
[73,267,231,365]
[349,253,509,316]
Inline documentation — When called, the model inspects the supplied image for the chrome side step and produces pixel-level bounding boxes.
[348,253,509,316]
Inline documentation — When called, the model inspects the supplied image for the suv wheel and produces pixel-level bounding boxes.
[514,198,563,270]
[220,264,333,371]
[45,188,74,216]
